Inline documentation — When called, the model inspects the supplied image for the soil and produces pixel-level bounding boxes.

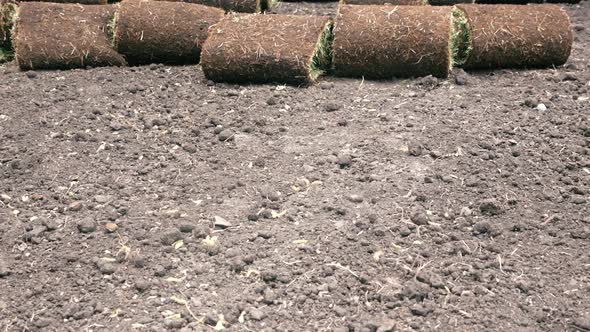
[0,1,589,332]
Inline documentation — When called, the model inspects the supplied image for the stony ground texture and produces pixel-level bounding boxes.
[0,2,589,332]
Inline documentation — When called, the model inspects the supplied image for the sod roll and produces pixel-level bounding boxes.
[201,14,333,85]
[157,0,274,13]
[0,1,16,62]
[341,0,426,5]
[332,5,452,79]
[13,3,126,70]
[455,4,573,70]
[113,0,224,65]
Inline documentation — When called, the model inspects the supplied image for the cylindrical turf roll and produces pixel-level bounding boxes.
[473,0,542,4]
[201,14,333,85]
[113,0,224,65]
[29,0,108,4]
[455,4,573,69]
[332,5,452,79]
[0,1,17,61]
[341,0,426,5]
[157,0,275,13]
[13,3,126,70]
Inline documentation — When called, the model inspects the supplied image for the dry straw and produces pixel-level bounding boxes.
[13,3,126,70]
[201,13,333,85]
[113,0,224,65]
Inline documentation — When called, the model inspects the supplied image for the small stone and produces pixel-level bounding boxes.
[94,195,111,204]
[135,280,151,292]
[336,154,352,168]
[96,260,116,275]
[162,209,181,219]
[407,141,422,157]
[68,201,84,212]
[347,194,364,203]
[77,218,97,233]
[105,223,118,233]
[178,224,195,233]
[561,73,578,81]
[25,71,38,79]
[213,216,232,229]
[249,308,265,321]
[411,212,429,226]
[218,129,235,142]
[0,262,11,278]
[323,102,341,112]
[536,103,547,112]
[183,144,197,153]
[160,229,183,245]
[410,304,432,317]
[334,306,347,317]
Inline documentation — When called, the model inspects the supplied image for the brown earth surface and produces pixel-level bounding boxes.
[0,2,589,332]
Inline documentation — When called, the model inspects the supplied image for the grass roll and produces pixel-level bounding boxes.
[201,13,333,85]
[332,4,453,79]
[455,4,573,69]
[13,3,126,70]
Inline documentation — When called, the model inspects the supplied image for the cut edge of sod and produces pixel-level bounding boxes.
[0,3,18,63]
[308,19,334,82]
[258,0,279,13]
[450,6,471,68]
[1,2,18,62]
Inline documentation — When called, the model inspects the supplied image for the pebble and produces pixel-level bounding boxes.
[407,140,423,157]
[160,229,183,245]
[410,304,432,317]
[178,224,195,233]
[135,280,151,292]
[336,154,352,168]
[105,223,118,233]
[0,261,10,278]
[347,194,364,203]
[96,260,116,275]
[536,103,547,112]
[94,195,111,204]
[249,308,265,321]
[68,201,84,212]
[77,218,97,233]
[411,212,429,226]
[218,129,235,142]
[25,71,38,79]
[323,102,342,112]
[213,216,232,229]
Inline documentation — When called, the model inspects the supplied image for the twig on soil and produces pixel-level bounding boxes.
[326,262,360,279]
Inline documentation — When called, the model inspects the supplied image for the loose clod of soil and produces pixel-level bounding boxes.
[332,5,452,79]
[456,4,573,69]
[157,0,275,13]
[113,0,224,66]
[340,0,426,5]
[13,2,126,70]
[0,1,16,62]
[201,13,333,85]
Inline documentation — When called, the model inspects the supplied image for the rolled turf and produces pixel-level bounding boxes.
[113,0,224,65]
[156,0,275,13]
[332,5,452,79]
[0,1,17,62]
[201,14,333,85]
[455,4,573,69]
[341,0,426,5]
[13,3,126,70]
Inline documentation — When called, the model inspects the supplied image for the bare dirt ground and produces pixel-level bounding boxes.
[0,2,589,331]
